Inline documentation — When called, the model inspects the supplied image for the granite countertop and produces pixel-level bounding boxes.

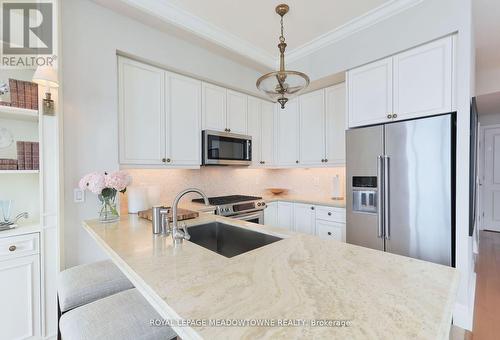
[83,214,458,340]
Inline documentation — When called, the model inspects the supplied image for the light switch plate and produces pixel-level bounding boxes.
[74,188,85,203]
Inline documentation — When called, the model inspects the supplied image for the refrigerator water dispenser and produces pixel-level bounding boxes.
[352,176,378,214]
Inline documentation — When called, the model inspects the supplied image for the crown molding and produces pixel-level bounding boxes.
[285,0,424,65]
[118,0,276,69]
[110,0,423,70]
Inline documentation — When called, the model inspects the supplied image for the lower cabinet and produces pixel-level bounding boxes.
[0,233,41,340]
[264,201,345,241]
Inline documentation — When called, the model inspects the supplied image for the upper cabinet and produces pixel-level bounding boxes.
[118,57,165,165]
[393,36,453,120]
[260,101,275,166]
[167,73,202,166]
[276,98,300,166]
[347,57,393,128]
[202,83,226,132]
[226,90,248,134]
[118,56,201,168]
[299,89,325,166]
[201,84,248,134]
[347,36,455,128]
[325,84,346,165]
[247,96,261,167]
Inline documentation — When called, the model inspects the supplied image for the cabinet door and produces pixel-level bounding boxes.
[118,57,165,164]
[226,90,248,134]
[247,97,261,166]
[325,84,346,165]
[260,101,275,166]
[264,202,278,226]
[293,203,316,235]
[393,36,453,120]
[316,220,344,241]
[276,99,300,166]
[202,82,226,132]
[0,255,41,340]
[299,90,325,166]
[277,201,294,230]
[167,73,201,166]
[347,57,393,128]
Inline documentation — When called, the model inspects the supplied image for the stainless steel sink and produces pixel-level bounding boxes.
[187,222,282,258]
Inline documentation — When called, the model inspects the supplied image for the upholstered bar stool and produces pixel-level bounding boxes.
[58,260,134,313]
[59,288,177,340]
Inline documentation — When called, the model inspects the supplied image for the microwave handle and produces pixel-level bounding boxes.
[246,140,251,160]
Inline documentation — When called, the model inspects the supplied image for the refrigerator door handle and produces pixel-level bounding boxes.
[377,156,384,238]
[384,156,390,240]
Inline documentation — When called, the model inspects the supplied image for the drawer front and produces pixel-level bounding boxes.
[316,221,343,241]
[0,233,40,261]
[315,206,346,223]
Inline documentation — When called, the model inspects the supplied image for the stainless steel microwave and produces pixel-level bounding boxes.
[202,130,252,166]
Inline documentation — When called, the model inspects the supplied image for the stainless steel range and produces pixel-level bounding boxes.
[192,195,266,224]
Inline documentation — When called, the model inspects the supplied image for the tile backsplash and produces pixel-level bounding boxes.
[122,167,345,212]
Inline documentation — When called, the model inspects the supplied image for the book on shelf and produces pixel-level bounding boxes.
[32,142,39,170]
[31,83,38,110]
[6,79,39,110]
[18,80,25,109]
[24,141,33,170]
[0,159,18,170]
[9,79,17,107]
[16,141,25,170]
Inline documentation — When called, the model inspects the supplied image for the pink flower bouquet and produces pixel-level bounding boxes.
[79,171,131,222]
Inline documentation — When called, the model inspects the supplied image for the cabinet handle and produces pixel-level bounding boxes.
[327,232,332,236]
[387,114,392,119]
[8,245,16,252]
[328,212,332,216]
[162,158,166,163]
[392,114,398,119]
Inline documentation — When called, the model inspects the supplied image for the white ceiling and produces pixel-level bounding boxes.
[163,0,389,55]
[94,0,420,70]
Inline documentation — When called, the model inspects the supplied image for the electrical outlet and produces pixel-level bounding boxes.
[74,188,85,203]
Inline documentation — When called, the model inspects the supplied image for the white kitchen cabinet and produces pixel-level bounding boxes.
[393,36,453,121]
[264,201,278,226]
[347,36,455,128]
[347,57,393,128]
[247,96,261,167]
[299,90,325,166]
[167,73,201,166]
[226,90,248,134]
[293,203,316,235]
[316,220,344,241]
[118,57,165,165]
[0,248,41,340]
[325,84,346,165]
[277,201,294,230]
[202,82,226,132]
[260,101,275,166]
[276,99,300,166]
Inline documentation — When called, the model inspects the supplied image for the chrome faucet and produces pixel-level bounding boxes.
[171,188,209,244]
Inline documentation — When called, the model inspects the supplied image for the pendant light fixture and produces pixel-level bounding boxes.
[256,4,310,109]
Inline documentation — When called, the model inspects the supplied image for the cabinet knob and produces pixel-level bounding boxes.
[310,206,315,210]
[321,159,324,162]
[8,245,16,252]
[327,232,332,236]
[387,114,392,119]
[296,160,299,164]
[328,212,332,216]
[227,128,231,132]
[324,159,328,163]
[166,158,171,163]
[392,113,398,119]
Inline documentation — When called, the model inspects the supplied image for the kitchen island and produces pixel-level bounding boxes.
[83,214,459,340]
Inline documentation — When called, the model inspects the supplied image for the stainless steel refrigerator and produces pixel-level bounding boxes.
[346,114,455,266]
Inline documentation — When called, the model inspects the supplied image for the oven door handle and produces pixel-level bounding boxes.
[231,211,263,221]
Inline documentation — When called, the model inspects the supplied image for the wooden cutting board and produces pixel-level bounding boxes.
[138,207,199,222]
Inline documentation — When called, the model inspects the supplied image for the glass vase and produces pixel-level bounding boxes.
[98,189,119,223]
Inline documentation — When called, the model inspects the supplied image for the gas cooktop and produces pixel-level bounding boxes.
[192,195,262,205]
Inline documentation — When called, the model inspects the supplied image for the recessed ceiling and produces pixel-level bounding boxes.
[163,0,390,55]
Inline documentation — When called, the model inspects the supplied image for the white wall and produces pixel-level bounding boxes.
[61,0,265,267]
[289,0,475,330]
[479,113,500,126]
